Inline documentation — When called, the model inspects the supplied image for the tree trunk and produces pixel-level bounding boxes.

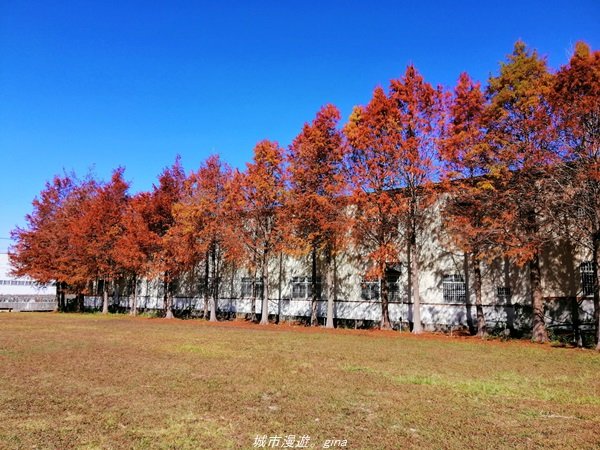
[209,243,218,322]
[325,253,335,329]
[380,272,392,330]
[310,246,319,326]
[203,252,209,320]
[60,282,66,311]
[572,296,582,348]
[593,233,600,351]
[250,265,257,322]
[260,250,270,325]
[102,279,109,314]
[209,296,217,321]
[128,279,133,313]
[112,280,118,311]
[130,275,138,316]
[503,257,515,334]
[55,282,61,312]
[472,256,486,337]
[464,253,474,334]
[164,276,174,319]
[530,256,548,343]
[76,293,84,312]
[409,240,422,333]
[277,252,283,324]
[165,290,174,319]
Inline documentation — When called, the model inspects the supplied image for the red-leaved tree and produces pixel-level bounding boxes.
[551,41,600,349]
[286,104,346,327]
[485,41,559,343]
[389,65,441,334]
[344,87,404,330]
[10,173,95,310]
[71,168,130,314]
[114,192,159,316]
[231,141,286,325]
[147,158,186,319]
[173,155,237,321]
[439,72,497,337]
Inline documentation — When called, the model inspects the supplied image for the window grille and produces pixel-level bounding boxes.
[361,272,400,302]
[291,277,305,299]
[241,277,263,298]
[581,262,595,296]
[291,276,321,299]
[0,279,42,287]
[497,286,511,302]
[387,278,400,301]
[361,280,379,300]
[443,274,466,302]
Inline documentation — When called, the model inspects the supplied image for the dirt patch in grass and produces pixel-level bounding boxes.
[0,313,599,449]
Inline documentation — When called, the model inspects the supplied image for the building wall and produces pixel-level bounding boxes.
[2,202,596,331]
[0,252,56,311]
[81,235,595,333]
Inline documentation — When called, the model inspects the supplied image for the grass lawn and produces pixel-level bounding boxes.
[0,313,599,449]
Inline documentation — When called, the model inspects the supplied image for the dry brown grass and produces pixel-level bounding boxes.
[0,313,599,449]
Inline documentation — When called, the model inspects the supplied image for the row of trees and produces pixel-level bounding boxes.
[10,41,599,346]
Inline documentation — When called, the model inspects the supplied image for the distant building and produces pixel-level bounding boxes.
[0,252,56,311]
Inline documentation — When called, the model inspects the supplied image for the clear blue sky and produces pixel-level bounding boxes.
[1,0,598,250]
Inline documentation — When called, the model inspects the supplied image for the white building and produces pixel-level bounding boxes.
[0,252,56,311]
[86,228,595,335]
[2,205,596,335]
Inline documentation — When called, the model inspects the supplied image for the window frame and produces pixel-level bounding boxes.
[442,274,466,303]
[580,261,595,297]
[291,276,321,300]
[240,277,263,299]
[360,280,380,301]
[496,286,511,302]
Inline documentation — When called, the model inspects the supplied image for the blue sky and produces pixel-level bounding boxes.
[1,0,598,250]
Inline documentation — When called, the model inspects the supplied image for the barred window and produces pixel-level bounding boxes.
[443,274,466,302]
[361,268,401,302]
[292,277,306,299]
[387,268,402,301]
[581,262,595,296]
[291,276,321,299]
[497,286,511,302]
[0,279,40,287]
[361,281,402,301]
[388,278,400,301]
[361,280,379,300]
[241,277,263,298]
